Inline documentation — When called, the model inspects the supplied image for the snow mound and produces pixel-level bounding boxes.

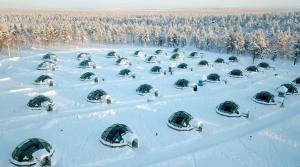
[0,77,11,82]
[8,57,20,62]
[9,87,33,93]
[42,90,57,96]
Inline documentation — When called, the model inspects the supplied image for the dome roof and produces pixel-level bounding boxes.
[229,69,243,77]
[79,60,94,68]
[87,89,107,102]
[217,101,239,115]
[155,49,164,55]
[214,58,225,63]
[293,77,300,84]
[177,63,188,69]
[119,69,131,76]
[253,91,275,104]
[80,72,96,80]
[77,52,90,60]
[258,62,270,68]
[198,60,209,66]
[100,124,132,145]
[116,57,128,64]
[228,56,238,62]
[246,65,259,72]
[168,111,193,130]
[34,75,52,83]
[134,50,145,57]
[136,84,153,94]
[171,53,183,60]
[146,56,158,63]
[150,66,162,73]
[189,52,199,58]
[107,51,117,57]
[42,53,57,61]
[175,79,189,88]
[37,61,56,70]
[173,48,180,53]
[11,138,53,166]
[27,95,53,109]
[281,83,298,94]
[77,52,88,57]
[207,73,220,82]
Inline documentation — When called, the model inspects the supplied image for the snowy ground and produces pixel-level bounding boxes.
[0,46,299,167]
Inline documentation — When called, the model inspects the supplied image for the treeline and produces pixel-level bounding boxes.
[0,10,299,59]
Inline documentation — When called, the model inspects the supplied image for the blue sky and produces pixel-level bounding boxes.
[0,0,299,9]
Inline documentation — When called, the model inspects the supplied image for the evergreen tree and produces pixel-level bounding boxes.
[0,18,11,56]
[250,41,261,64]
[226,32,235,54]
[293,40,300,65]
[236,31,245,54]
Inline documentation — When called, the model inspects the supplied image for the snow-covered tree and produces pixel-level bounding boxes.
[0,10,298,62]
[236,31,245,54]
[62,22,73,44]
[277,32,289,57]
[292,40,300,65]
[255,30,267,54]
[0,18,11,56]
[249,41,261,64]
[225,32,235,54]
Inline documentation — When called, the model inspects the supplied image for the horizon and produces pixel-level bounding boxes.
[0,0,299,10]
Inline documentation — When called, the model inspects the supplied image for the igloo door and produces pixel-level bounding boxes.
[40,156,51,167]
[132,139,138,148]
[106,96,112,104]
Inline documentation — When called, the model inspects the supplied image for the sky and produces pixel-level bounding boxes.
[0,0,299,9]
